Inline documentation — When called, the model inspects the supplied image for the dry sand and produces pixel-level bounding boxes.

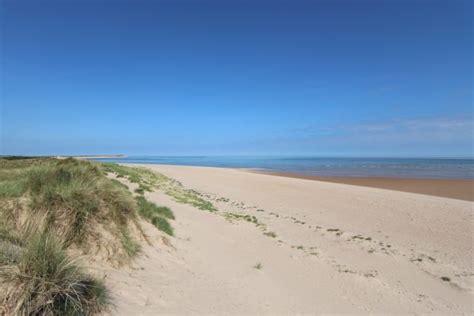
[105,164,473,315]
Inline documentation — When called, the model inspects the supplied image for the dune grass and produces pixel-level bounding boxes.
[22,158,141,254]
[1,229,109,315]
[0,157,176,314]
[136,196,174,236]
[101,162,218,212]
[0,159,36,199]
[100,163,158,191]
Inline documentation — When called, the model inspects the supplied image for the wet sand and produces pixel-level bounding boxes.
[256,172,474,201]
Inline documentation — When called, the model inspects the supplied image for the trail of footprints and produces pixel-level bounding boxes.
[178,190,462,285]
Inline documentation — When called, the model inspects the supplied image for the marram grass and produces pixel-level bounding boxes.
[0,157,176,315]
[1,228,109,315]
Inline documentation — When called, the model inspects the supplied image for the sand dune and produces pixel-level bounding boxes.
[107,164,473,314]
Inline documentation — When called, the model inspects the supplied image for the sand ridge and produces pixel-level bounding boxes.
[106,164,473,314]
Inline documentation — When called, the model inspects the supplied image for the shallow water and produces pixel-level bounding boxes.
[92,156,474,179]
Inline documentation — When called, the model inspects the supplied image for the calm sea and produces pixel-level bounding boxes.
[91,156,474,180]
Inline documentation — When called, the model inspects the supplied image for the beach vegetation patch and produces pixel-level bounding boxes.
[224,212,258,224]
[101,162,218,212]
[263,231,277,238]
[136,196,174,235]
[134,187,145,195]
[167,189,217,212]
[1,227,109,315]
[22,159,141,259]
[0,157,178,314]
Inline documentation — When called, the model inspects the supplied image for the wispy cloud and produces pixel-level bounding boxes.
[296,115,473,140]
[270,115,474,156]
[337,116,473,140]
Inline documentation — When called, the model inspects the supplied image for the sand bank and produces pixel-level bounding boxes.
[107,164,473,314]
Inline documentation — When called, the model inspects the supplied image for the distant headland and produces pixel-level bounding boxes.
[57,154,127,159]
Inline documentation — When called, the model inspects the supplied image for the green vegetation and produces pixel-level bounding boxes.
[24,158,140,256]
[0,157,176,314]
[101,162,218,212]
[1,229,109,315]
[253,263,262,270]
[100,163,158,189]
[134,187,145,195]
[167,190,217,212]
[263,231,277,238]
[222,212,275,238]
[136,196,174,236]
[224,212,258,224]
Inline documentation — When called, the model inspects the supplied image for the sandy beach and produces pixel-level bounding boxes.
[103,164,473,314]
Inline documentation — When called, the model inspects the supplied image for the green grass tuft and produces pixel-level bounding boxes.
[151,216,174,236]
[119,226,141,257]
[263,231,277,238]
[136,196,174,235]
[253,263,262,270]
[136,196,174,220]
[1,229,109,315]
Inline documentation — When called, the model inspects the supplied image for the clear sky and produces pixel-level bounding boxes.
[1,0,472,157]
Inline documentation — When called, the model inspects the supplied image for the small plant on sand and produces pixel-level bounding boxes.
[264,231,277,238]
[224,212,258,224]
[134,187,145,195]
[253,263,262,270]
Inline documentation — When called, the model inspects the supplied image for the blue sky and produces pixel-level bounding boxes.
[1,0,472,157]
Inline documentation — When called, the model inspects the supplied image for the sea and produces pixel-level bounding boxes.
[91,156,474,180]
